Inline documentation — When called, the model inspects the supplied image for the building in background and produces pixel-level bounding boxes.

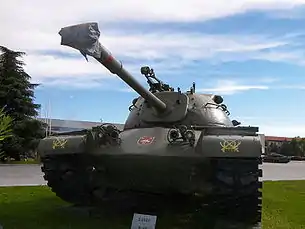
[265,136,293,147]
[38,118,124,134]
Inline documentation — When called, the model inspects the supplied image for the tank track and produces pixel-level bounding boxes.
[41,155,262,225]
[41,155,97,206]
[206,157,262,225]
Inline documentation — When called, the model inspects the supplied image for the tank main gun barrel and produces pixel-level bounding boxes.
[58,22,167,113]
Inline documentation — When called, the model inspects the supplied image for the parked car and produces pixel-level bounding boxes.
[262,153,291,163]
[290,156,305,161]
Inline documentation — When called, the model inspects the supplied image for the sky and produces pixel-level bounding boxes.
[2,0,305,137]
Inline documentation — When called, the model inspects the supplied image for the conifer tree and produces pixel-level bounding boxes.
[0,46,45,160]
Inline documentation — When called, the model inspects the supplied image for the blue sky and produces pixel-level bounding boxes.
[2,1,305,137]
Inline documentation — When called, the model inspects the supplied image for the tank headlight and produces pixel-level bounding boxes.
[169,129,180,140]
[110,130,120,139]
[185,130,195,140]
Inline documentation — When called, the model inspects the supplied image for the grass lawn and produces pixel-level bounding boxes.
[0,159,40,165]
[0,181,305,229]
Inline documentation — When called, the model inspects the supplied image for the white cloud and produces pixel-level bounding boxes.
[253,50,304,64]
[258,77,279,83]
[266,6,305,19]
[216,42,287,52]
[23,55,109,78]
[3,30,288,59]
[3,32,289,87]
[277,85,305,89]
[233,116,305,137]
[2,0,304,27]
[1,0,304,87]
[197,79,269,95]
[260,124,305,137]
[117,88,136,93]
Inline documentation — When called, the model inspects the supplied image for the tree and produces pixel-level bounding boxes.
[298,139,305,157]
[290,137,305,157]
[0,46,45,161]
[279,141,294,156]
[0,107,13,160]
[268,142,280,154]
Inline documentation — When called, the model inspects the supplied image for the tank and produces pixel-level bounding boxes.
[38,22,263,225]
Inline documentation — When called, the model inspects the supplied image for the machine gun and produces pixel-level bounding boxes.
[140,66,174,93]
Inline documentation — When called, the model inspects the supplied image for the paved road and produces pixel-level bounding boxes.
[0,161,305,187]
[0,164,46,187]
[261,161,305,181]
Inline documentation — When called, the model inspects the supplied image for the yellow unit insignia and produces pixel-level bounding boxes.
[52,138,68,149]
[220,139,241,153]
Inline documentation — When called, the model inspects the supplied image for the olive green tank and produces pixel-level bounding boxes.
[37,22,263,225]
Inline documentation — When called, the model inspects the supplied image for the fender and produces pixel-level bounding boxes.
[197,134,262,158]
[38,135,86,157]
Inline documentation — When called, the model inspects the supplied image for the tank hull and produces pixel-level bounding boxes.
[39,126,262,199]
[39,126,262,226]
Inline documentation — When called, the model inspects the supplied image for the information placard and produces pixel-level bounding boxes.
[131,213,157,229]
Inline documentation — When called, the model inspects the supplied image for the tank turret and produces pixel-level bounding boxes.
[58,22,237,129]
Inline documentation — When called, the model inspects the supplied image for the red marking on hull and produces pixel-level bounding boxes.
[137,136,155,145]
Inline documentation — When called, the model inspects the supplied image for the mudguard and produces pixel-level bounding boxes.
[38,135,86,157]
[38,127,262,158]
[197,135,261,158]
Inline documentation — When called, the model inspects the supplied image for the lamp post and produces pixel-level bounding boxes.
[39,83,52,137]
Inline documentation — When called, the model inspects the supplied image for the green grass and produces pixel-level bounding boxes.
[0,181,305,229]
[0,158,40,164]
[262,180,305,229]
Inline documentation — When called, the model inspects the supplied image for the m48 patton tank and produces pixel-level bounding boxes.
[38,22,263,225]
